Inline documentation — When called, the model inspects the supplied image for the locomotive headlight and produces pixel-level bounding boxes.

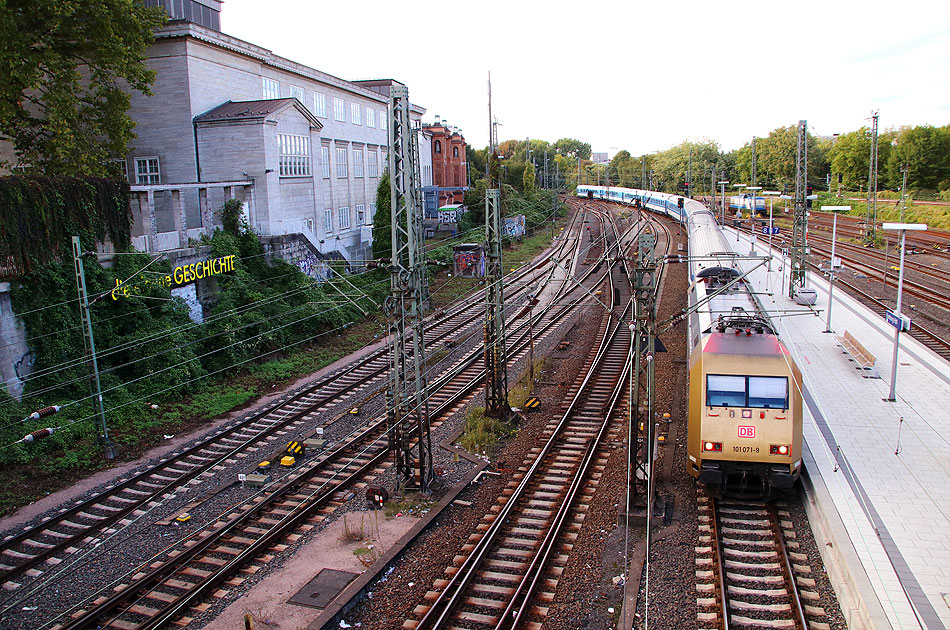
[770,444,790,456]
[703,441,722,452]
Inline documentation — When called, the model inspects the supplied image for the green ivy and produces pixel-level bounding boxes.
[0,176,131,274]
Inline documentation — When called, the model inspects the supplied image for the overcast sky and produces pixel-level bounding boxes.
[221,0,950,155]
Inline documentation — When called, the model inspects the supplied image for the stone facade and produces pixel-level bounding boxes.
[121,19,432,264]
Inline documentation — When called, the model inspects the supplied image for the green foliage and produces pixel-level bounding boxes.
[371,171,392,262]
[0,176,131,274]
[218,198,245,236]
[884,125,950,190]
[553,138,592,160]
[0,211,389,483]
[458,406,515,455]
[522,161,537,192]
[0,0,167,174]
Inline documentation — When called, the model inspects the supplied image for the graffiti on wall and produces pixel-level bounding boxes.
[453,245,485,278]
[297,253,332,282]
[504,215,526,238]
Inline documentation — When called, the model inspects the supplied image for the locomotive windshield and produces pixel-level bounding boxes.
[706,374,788,409]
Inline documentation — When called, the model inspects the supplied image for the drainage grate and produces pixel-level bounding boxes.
[288,568,359,609]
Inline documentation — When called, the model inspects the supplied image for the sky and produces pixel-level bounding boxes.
[220,0,950,156]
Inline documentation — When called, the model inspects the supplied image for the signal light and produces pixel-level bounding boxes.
[703,441,722,452]
[770,444,790,456]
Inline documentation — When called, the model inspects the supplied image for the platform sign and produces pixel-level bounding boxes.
[761,226,779,235]
[885,310,911,332]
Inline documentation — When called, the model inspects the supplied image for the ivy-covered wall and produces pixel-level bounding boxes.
[0,176,131,275]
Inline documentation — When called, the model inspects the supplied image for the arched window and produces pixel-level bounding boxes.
[453,146,459,158]
[435,140,442,154]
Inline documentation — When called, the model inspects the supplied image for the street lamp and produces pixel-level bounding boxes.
[762,191,780,271]
[745,186,762,254]
[820,205,850,333]
[882,222,927,402]
[718,180,729,223]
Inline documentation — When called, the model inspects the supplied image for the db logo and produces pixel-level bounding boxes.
[738,426,756,438]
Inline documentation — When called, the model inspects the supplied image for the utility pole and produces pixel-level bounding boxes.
[865,111,879,242]
[750,136,757,189]
[900,163,909,223]
[641,156,647,190]
[484,76,509,420]
[483,186,510,419]
[788,120,809,299]
[576,156,581,190]
[385,83,433,493]
[544,150,549,189]
[72,236,117,460]
[630,230,657,506]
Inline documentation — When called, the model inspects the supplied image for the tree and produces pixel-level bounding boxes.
[0,0,167,175]
[522,161,536,192]
[371,171,392,261]
[884,125,950,191]
[553,138,591,160]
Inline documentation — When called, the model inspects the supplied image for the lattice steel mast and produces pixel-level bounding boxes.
[385,84,433,492]
[631,231,657,501]
[483,75,510,419]
[865,111,879,242]
[788,120,809,299]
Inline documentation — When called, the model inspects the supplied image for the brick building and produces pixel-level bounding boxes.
[422,117,467,207]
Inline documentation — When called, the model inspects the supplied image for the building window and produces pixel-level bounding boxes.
[324,208,333,233]
[334,98,345,122]
[278,134,311,177]
[321,146,330,178]
[353,149,364,177]
[290,85,305,104]
[368,151,378,177]
[351,103,361,125]
[370,202,376,220]
[262,77,280,99]
[379,112,387,131]
[339,206,350,229]
[356,204,366,226]
[314,93,327,118]
[434,140,442,154]
[453,146,459,158]
[366,108,375,128]
[335,147,348,177]
[135,157,160,184]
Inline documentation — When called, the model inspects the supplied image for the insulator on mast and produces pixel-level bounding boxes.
[20,428,56,443]
[29,405,61,421]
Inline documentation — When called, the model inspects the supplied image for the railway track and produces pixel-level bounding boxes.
[50,235,612,630]
[696,493,832,630]
[405,282,631,629]
[0,212,595,615]
[402,204,673,630]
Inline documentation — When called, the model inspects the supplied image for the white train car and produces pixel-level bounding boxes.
[577,185,803,496]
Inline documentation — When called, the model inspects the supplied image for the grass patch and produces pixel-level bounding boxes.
[458,406,516,456]
[383,496,436,519]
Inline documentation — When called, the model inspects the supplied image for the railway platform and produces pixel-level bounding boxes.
[731,227,950,630]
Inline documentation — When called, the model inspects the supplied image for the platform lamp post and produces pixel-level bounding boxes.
[882,222,927,402]
[718,180,729,223]
[745,186,762,254]
[762,191,781,271]
[821,206,851,333]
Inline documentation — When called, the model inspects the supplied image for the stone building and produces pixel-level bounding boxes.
[124,0,432,264]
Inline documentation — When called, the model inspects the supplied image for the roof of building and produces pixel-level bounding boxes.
[193,98,323,129]
[154,23,425,115]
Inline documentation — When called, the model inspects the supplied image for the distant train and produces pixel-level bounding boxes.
[577,185,803,497]
[729,194,766,216]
